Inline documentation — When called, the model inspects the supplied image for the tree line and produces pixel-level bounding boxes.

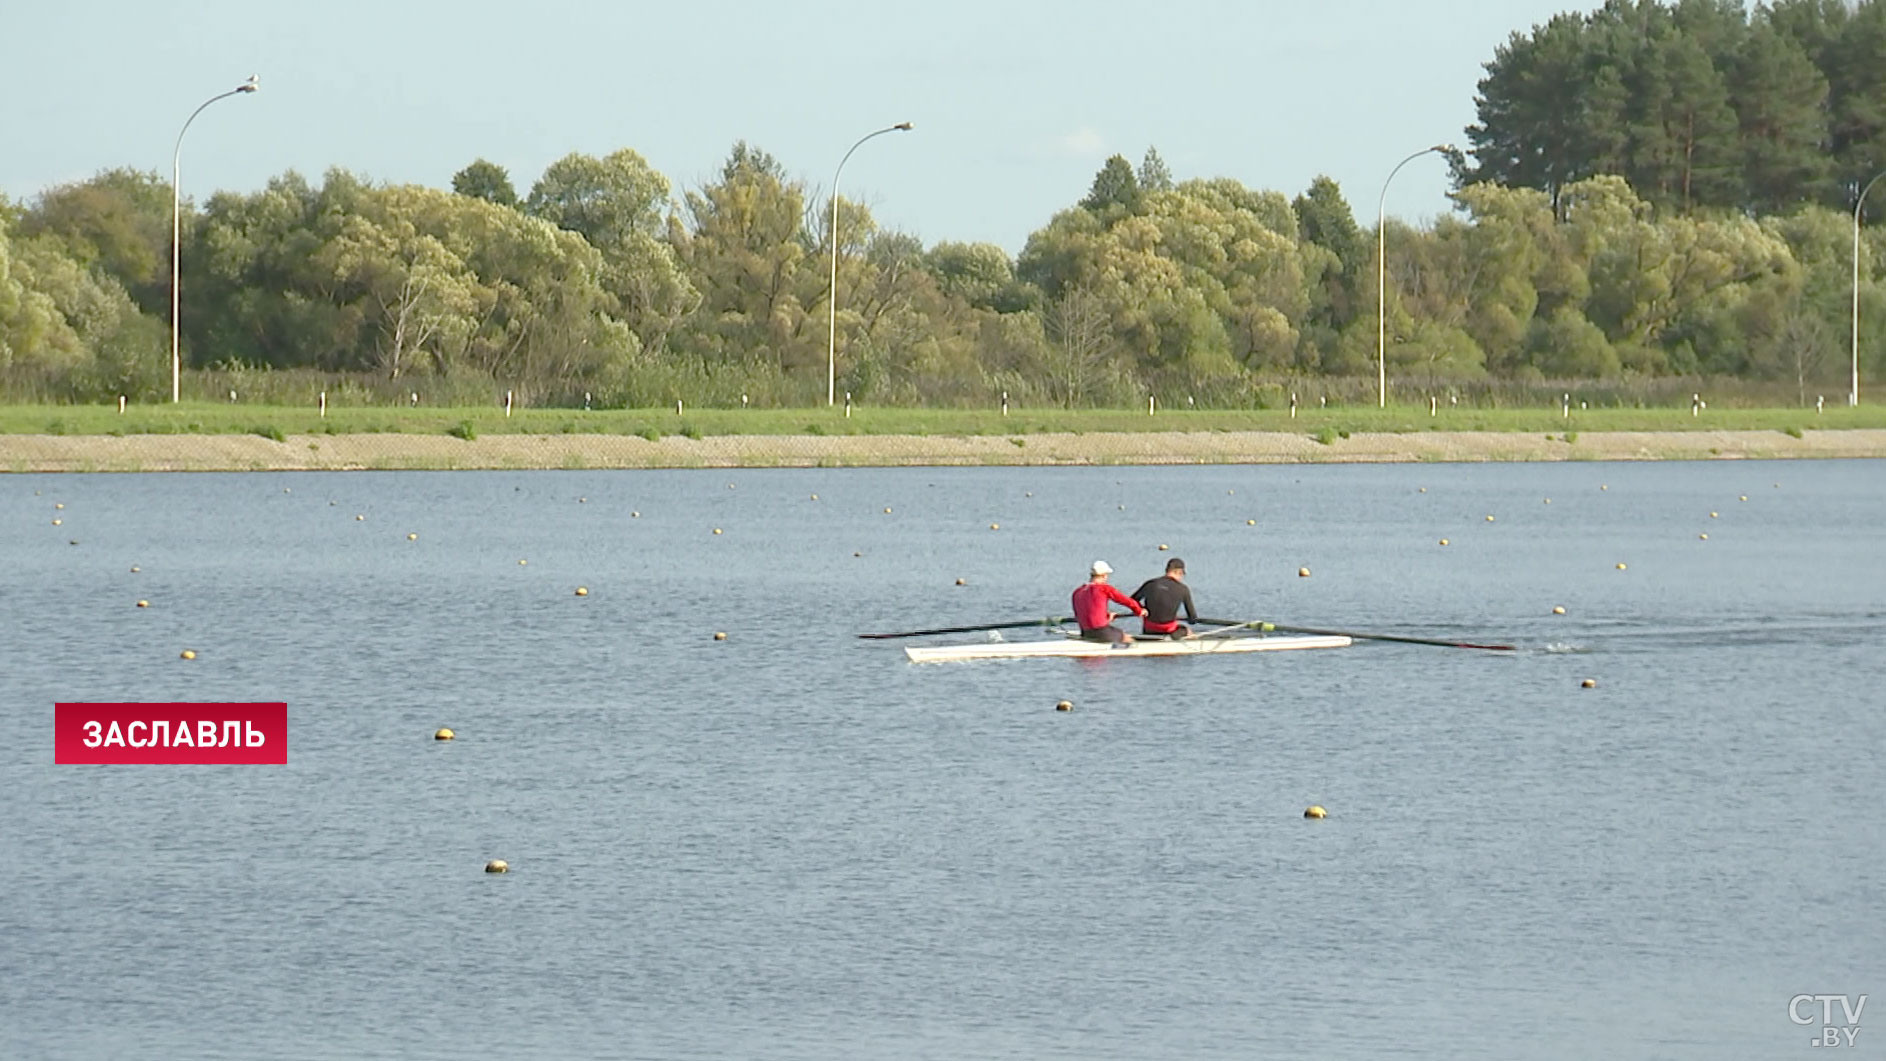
[3,0,1885,408]
[1462,0,1886,219]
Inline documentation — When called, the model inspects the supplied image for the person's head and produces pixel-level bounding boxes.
[1089,560,1113,582]
[1165,558,1185,580]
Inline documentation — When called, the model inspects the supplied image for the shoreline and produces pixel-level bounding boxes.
[5,429,1886,472]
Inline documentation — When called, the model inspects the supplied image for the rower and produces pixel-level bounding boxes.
[1131,558,1198,639]
[1072,560,1144,643]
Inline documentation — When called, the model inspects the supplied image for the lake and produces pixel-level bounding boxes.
[2,460,1881,1059]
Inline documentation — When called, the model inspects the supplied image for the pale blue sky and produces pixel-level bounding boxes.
[1,0,1579,252]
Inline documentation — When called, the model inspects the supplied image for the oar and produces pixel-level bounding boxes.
[1196,618,1515,652]
[858,616,1075,640]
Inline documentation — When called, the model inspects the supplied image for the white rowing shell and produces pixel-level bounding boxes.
[903,633,1352,663]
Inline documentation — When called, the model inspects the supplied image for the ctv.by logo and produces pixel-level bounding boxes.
[1791,994,1866,1048]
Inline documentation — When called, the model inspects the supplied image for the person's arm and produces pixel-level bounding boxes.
[1108,584,1145,616]
[1181,583,1198,623]
[1130,580,1153,607]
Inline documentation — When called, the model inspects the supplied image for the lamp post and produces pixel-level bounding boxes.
[172,74,259,404]
[1851,169,1886,407]
[828,122,912,407]
[1377,144,1453,409]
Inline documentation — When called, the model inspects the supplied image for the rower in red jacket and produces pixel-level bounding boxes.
[1072,560,1145,643]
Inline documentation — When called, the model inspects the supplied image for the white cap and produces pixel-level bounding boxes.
[1090,560,1112,576]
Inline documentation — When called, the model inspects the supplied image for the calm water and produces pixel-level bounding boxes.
[2,460,1882,1060]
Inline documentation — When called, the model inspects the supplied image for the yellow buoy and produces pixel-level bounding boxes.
[355,514,365,521]
[1739,495,1748,502]
[579,497,586,503]
[1118,504,1126,510]
[1439,538,1450,546]
[1601,484,1608,490]
[1247,519,1256,526]
[51,519,61,526]
[131,566,141,573]
[1298,567,1311,578]
[1616,562,1627,570]
[1304,805,1327,819]
[484,860,509,874]
[1710,512,1718,518]
[631,511,640,518]
[179,649,196,660]
[1485,515,1495,522]
[434,728,455,741]
[810,494,819,500]
[518,559,528,566]
[1055,700,1073,712]
[727,483,735,490]
[1552,606,1565,615]
[55,503,64,510]
[1699,533,1708,540]
[407,533,418,541]
[1159,544,1169,551]
[1024,492,1033,498]
[713,631,727,641]
[712,528,722,535]
[575,586,588,596]
[955,578,967,586]
[1580,678,1597,689]
[1418,487,1427,493]
[990,523,1000,530]
[136,600,149,609]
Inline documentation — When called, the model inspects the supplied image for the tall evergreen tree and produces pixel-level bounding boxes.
[1734,21,1833,213]
[1137,147,1174,192]
[1080,155,1141,215]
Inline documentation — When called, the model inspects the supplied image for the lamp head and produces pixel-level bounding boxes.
[893,122,913,131]
[239,74,260,93]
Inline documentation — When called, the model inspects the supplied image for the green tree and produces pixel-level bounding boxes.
[1733,21,1834,213]
[524,149,669,250]
[16,168,174,313]
[1137,147,1174,192]
[1080,155,1141,215]
[451,159,519,207]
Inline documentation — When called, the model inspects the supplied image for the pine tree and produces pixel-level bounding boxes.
[1734,22,1833,213]
[1137,148,1174,193]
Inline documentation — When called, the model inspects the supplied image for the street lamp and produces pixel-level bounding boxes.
[1377,143,1453,409]
[172,74,259,404]
[1852,168,1886,407]
[828,122,912,407]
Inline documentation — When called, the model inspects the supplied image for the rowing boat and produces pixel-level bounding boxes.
[903,633,1352,663]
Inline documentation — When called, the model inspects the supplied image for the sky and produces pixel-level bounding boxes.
[0,0,1582,254]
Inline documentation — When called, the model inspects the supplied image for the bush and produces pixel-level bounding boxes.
[1783,425,1804,439]
[1313,427,1337,445]
[637,426,661,442]
[252,424,287,442]
[446,420,477,441]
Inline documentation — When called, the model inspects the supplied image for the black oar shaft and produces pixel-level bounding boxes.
[858,617,1072,640]
[1196,619,1514,652]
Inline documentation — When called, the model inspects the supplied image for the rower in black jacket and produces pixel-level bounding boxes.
[1131,558,1198,638]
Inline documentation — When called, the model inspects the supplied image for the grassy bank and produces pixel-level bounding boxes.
[4,401,1881,439]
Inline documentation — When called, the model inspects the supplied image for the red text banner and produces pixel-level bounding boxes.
[55,703,287,764]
